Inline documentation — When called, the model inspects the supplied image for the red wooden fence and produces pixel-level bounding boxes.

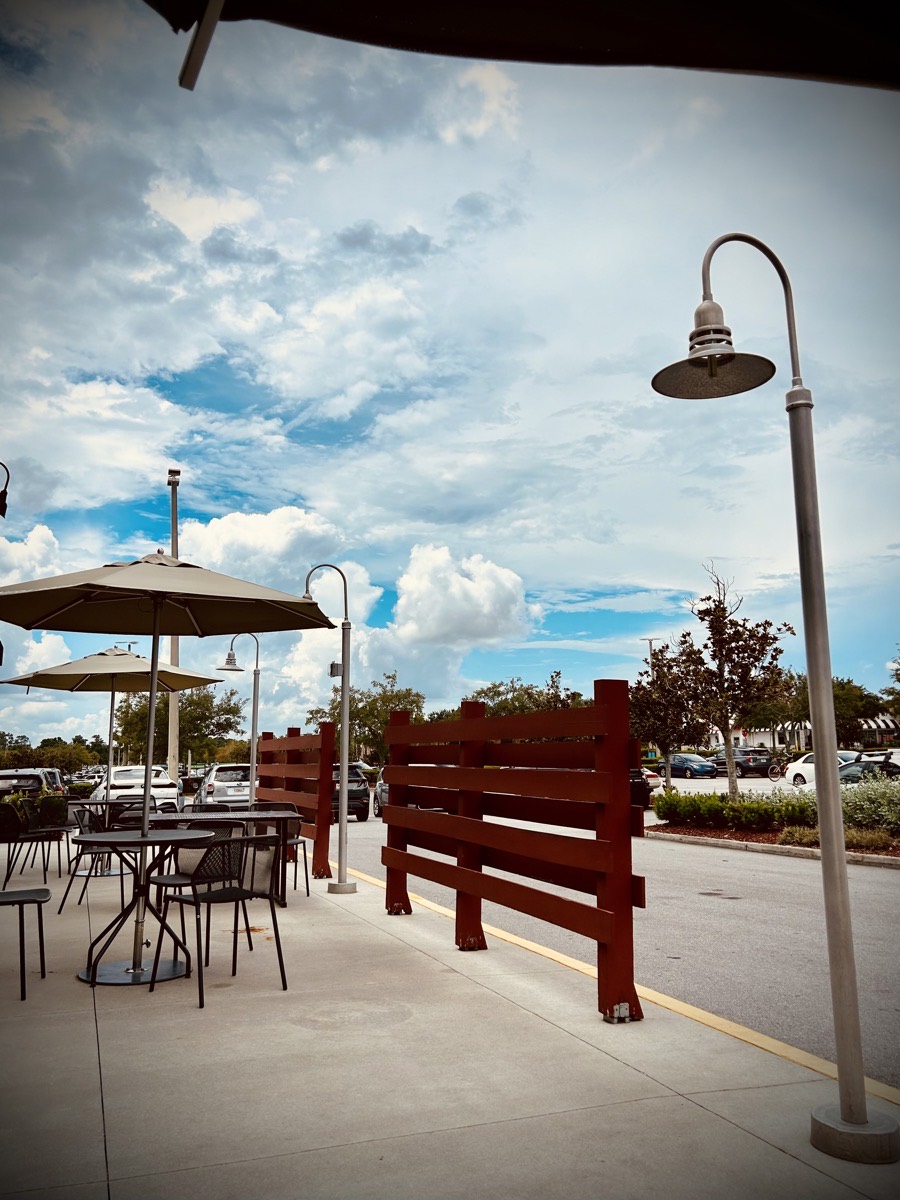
[381,679,646,1022]
[257,724,335,879]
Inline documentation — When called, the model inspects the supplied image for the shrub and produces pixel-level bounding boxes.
[841,777,900,836]
[777,826,820,847]
[843,827,893,852]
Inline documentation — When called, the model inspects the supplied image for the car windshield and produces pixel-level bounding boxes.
[114,768,145,783]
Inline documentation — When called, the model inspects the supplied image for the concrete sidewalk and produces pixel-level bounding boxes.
[1,855,899,1200]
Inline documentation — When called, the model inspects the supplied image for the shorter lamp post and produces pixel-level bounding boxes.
[304,563,356,895]
[652,233,899,1164]
[219,633,260,807]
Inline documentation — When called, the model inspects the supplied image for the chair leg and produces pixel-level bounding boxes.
[269,897,288,991]
[58,852,86,913]
[195,902,205,1009]
[18,902,26,1001]
[36,901,46,980]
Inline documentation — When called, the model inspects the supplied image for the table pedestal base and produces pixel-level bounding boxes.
[78,957,187,986]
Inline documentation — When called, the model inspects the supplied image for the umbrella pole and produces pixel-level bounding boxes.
[104,678,116,827]
[130,601,162,972]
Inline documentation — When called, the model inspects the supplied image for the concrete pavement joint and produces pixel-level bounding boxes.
[338,862,900,1108]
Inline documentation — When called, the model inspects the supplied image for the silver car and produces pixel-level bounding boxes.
[196,763,255,809]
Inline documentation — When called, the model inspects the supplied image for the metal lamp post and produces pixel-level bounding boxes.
[652,233,899,1164]
[304,563,356,895]
[166,468,181,784]
[0,460,9,519]
[218,633,260,806]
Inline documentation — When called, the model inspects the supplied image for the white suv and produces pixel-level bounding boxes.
[90,765,179,809]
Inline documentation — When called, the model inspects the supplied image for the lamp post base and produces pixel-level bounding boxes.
[810,1103,900,1164]
[327,881,357,895]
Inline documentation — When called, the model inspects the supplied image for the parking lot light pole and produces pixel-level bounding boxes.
[218,633,260,806]
[652,233,899,1165]
[304,564,356,895]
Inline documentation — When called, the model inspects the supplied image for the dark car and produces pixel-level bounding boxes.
[666,753,718,779]
[333,765,370,822]
[710,747,773,778]
[373,768,388,817]
[836,758,900,787]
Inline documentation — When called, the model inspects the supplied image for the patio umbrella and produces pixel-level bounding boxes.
[0,551,334,980]
[1,645,224,805]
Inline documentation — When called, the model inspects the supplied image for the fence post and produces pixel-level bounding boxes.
[593,678,643,1022]
[385,711,412,914]
[456,700,488,950]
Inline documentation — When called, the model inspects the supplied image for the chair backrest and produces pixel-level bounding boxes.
[239,835,280,899]
[155,801,179,813]
[74,807,105,835]
[0,802,25,841]
[173,821,244,874]
[190,837,243,894]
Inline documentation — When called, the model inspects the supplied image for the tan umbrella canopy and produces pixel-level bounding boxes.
[1,645,224,804]
[0,551,334,978]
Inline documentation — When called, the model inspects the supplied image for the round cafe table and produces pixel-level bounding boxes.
[72,828,214,986]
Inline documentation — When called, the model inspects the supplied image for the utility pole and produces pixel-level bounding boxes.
[166,469,180,781]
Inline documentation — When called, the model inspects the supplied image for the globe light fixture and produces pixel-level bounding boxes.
[653,233,899,1164]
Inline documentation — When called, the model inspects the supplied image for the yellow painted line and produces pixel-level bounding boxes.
[335,862,900,1106]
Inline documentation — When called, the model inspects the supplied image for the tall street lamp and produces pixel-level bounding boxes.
[166,468,181,784]
[218,633,260,806]
[304,563,356,895]
[0,460,9,519]
[652,233,899,1164]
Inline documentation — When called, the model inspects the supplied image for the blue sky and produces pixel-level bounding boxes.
[1,0,898,747]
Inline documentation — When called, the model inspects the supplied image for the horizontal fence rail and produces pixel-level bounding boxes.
[381,679,645,1022]
[258,724,335,879]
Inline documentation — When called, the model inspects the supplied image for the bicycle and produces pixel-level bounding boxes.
[768,757,789,781]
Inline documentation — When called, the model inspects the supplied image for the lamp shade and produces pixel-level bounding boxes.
[652,351,776,399]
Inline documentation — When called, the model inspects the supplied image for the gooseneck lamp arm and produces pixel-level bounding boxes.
[652,234,899,1164]
[304,564,356,895]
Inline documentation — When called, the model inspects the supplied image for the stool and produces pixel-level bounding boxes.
[1,888,51,999]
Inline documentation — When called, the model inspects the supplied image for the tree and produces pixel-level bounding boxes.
[745,667,808,753]
[630,643,709,788]
[687,567,794,800]
[880,649,900,722]
[114,686,245,765]
[307,671,426,765]
[432,671,587,721]
[831,677,882,746]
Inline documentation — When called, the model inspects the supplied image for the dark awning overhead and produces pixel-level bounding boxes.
[142,1,899,92]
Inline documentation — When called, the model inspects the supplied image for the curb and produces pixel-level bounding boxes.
[644,829,900,869]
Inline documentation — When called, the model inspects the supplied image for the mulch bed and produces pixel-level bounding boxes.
[649,823,900,857]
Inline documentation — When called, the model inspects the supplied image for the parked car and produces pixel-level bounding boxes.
[331,765,370,822]
[666,753,718,779]
[89,765,179,808]
[630,768,651,808]
[785,751,858,788]
[710,747,772,777]
[0,766,65,794]
[195,763,255,809]
[798,757,900,791]
[642,767,662,791]
[373,768,388,817]
[0,769,52,800]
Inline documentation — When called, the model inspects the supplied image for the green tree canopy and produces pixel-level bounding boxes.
[880,649,900,721]
[629,643,709,787]
[114,685,245,765]
[687,566,793,799]
[307,671,426,765]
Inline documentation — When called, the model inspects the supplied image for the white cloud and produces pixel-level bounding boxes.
[146,180,262,243]
[440,64,520,145]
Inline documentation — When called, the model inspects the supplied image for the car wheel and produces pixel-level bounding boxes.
[373,796,382,817]
[684,767,693,778]
[356,809,369,822]
[736,765,745,778]
[793,773,807,786]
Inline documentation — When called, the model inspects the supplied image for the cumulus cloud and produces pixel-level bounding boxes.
[440,64,519,145]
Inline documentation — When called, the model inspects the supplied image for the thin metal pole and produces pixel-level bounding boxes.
[167,469,180,784]
[337,618,351,887]
[785,386,867,1123]
[304,563,357,895]
[249,661,259,807]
